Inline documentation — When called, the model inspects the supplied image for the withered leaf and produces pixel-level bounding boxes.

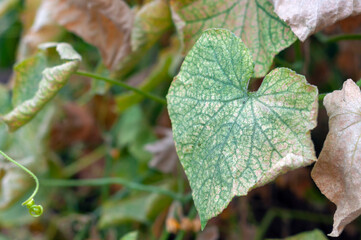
[312,79,361,237]
[18,0,63,59]
[49,0,133,69]
[271,0,361,41]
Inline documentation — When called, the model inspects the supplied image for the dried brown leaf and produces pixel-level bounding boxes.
[18,0,63,58]
[271,0,361,41]
[312,79,361,237]
[49,0,133,69]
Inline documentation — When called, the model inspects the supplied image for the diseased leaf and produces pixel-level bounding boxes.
[167,29,318,228]
[2,42,81,131]
[267,229,328,240]
[131,0,172,51]
[170,0,296,77]
[311,79,361,237]
[49,0,133,69]
[271,0,361,41]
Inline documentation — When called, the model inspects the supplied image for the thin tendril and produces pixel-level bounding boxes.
[0,150,43,217]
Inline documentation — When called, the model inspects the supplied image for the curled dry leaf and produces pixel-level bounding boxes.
[18,0,63,59]
[312,79,361,237]
[49,0,133,69]
[271,0,361,41]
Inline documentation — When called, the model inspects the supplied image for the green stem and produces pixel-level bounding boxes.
[318,93,326,101]
[41,178,187,202]
[316,33,361,43]
[0,150,43,217]
[75,71,167,105]
[63,146,106,177]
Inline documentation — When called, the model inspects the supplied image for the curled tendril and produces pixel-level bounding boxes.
[22,198,43,217]
[0,150,43,217]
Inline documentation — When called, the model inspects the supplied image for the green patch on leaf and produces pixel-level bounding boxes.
[167,29,318,228]
[2,42,81,131]
[171,0,297,77]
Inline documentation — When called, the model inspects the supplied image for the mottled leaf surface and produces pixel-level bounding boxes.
[312,79,361,237]
[167,29,318,228]
[2,42,81,131]
[171,0,296,77]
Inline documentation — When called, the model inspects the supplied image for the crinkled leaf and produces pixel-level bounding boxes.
[2,42,81,131]
[312,79,361,237]
[49,0,133,69]
[167,29,318,228]
[271,0,361,41]
[170,0,296,77]
[267,229,328,240]
[131,0,172,51]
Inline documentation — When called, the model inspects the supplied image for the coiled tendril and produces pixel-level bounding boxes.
[0,150,43,217]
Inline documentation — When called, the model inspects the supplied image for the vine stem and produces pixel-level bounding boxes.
[75,71,167,105]
[42,178,190,203]
[316,33,361,43]
[0,150,43,217]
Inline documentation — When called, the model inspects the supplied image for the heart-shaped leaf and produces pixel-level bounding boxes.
[167,29,318,228]
[170,0,297,77]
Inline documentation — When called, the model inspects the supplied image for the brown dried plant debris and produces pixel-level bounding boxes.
[271,0,361,41]
[312,79,361,237]
[49,0,133,69]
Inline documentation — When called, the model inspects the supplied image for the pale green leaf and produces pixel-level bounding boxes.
[0,0,18,17]
[131,0,172,51]
[170,0,297,77]
[120,231,138,240]
[167,29,318,228]
[2,42,81,131]
[267,229,328,240]
[99,181,175,228]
